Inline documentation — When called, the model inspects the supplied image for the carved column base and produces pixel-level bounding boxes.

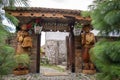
[82,70,96,74]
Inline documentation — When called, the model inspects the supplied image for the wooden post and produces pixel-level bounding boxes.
[68,35,72,71]
[69,26,75,73]
[67,22,75,73]
[66,36,70,70]
[36,33,41,73]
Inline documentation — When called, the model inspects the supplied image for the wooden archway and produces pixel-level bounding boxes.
[5,7,91,73]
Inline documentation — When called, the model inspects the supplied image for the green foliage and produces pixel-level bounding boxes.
[40,48,44,53]
[105,41,120,62]
[41,64,65,72]
[0,0,2,3]
[5,13,19,26]
[0,23,9,43]
[14,53,30,67]
[74,22,82,28]
[0,45,16,75]
[0,23,16,78]
[90,40,120,80]
[0,0,29,79]
[41,56,49,64]
[90,1,120,80]
[7,0,29,8]
[3,0,29,29]
[90,0,120,35]
[81,11,91,17]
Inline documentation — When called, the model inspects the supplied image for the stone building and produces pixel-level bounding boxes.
[45,32,68,65]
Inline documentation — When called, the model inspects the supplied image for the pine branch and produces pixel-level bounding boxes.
[5,13,19,26]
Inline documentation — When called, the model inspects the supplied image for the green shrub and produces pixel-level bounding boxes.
[0,45,16,77]
[14,53,30,67]
[0,25,16,79]
[90,40,120,80]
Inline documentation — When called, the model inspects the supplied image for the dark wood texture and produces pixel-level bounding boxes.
[66,36,70,70]
[69,25,75,72]
[36,34,41,73]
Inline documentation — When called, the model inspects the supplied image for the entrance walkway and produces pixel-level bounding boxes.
[3,67,96,80]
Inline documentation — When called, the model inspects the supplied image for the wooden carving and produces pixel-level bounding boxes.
[81,24,96,74]
[16,24,33,54]
[22,36,32,48]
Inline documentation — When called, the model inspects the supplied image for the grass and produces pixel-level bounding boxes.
[41,63,65,72]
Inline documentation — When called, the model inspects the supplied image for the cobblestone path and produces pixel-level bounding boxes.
[2,67,96,80]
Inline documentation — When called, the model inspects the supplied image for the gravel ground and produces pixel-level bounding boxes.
[2,67,96,80]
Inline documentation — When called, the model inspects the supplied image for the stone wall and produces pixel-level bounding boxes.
[58,40,67,64]
[45,40,67,65]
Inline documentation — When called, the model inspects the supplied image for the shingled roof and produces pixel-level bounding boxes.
[5,7,81,15]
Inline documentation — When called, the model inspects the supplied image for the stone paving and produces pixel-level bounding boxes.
[2,67,96,80]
